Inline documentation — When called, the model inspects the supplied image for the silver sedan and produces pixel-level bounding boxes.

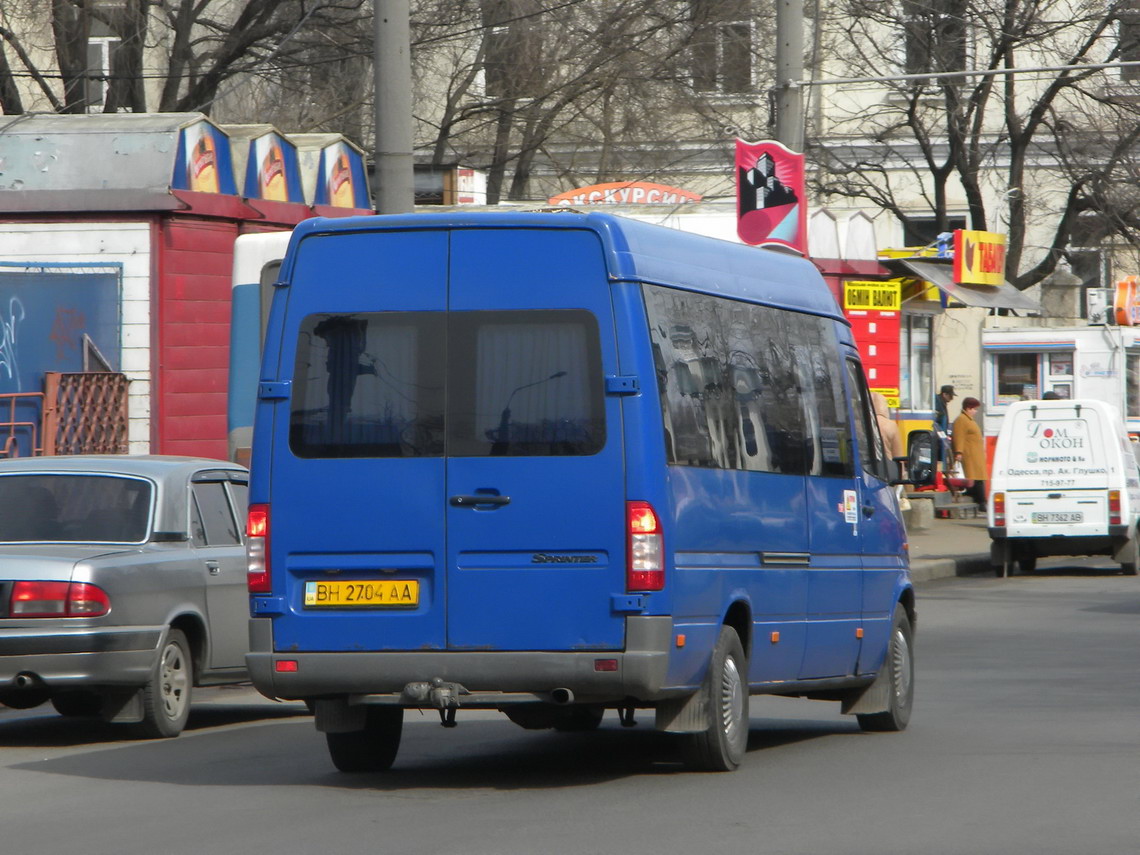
[0,455,249,737]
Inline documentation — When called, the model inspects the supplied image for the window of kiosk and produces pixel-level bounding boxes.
[993,352,1041,404]
[1127,352,1140,418]
[899,314,932,410]
[1045,351,1074,399]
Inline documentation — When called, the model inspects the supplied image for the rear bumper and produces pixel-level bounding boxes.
[0,626,162,688]
[988,530,1128,559]
[246,615,675,704]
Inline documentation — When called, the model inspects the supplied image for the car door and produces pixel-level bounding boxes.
[190,471,250,670]
[845,360,907,676]
[800,330,864,680]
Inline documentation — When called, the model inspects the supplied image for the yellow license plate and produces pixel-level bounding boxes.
[303,580,419,608]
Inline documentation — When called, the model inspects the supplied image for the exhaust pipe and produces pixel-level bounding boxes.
[550,688,574,705]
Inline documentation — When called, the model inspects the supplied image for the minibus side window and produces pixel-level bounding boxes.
[790,314,855,478]
[643,284,808,474]
[845,359,890,481]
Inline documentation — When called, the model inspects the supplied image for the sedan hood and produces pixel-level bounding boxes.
[0,545,138,581]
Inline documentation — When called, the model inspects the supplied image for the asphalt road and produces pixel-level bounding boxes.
[2,558,1139,855]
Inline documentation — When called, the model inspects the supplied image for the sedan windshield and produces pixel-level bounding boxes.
[0,474,153,543]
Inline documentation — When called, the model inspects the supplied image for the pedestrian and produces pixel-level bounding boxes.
[951,396,987,506]
[1042,390,1061,400]
[872,391,904,478]
[934,384,955,466]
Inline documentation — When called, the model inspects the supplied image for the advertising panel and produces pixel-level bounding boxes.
[172,119,237,195]
[314,141,370,209]
[952,230,1006,286]
[735,139,807,254]
[549,182,702,206]
[242,132,304,203]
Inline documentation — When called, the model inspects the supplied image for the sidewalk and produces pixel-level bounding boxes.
[906,513,993,583]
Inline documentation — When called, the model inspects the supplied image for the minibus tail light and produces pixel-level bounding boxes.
[627,501,664,592]
[1109,490,1122,526]
[992,492,1005,527]
[247,504,271,593]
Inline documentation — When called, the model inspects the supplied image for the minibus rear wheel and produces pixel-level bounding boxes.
[683,625,749,772]
[326,707,403,772]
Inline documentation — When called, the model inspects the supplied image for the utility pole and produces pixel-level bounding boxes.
[373,0,414,214]
[774,0,804,152]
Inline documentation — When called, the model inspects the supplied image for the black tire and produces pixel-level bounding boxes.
[1017,556,1037,574]
[683,625,749,772]
[326,707,403,772]
[857,607,915,733]
[552,705,605,732]
[51,691,104,718]
[135,628,193,738]
[0,690,49,710]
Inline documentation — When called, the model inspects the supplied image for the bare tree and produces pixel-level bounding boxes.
[411,0,773,204]
[0,0,368,116]
[813,0,1140,289]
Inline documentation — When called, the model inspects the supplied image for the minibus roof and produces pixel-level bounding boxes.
[288,211,844,322]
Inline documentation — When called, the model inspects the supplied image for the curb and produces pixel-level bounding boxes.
[910,554,992,583]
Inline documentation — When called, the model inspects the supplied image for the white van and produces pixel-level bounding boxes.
[988,399,1140,576]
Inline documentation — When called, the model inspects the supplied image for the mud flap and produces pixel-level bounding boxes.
[1112,535,1137,564]
[654,690,707,733]
[314,698,367,733]
[840,668,890,716]
[102,689,144,723]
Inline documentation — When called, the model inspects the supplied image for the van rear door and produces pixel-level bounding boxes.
[266,226,627,654]
[268,229,450,653]
[443,228,626,650]
[1001,405,1110,537]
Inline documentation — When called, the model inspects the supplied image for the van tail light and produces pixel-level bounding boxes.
[1109,491,1122,526]
[627,501,664,592]
[992,492,1005,527]
[10,581,110,617]
[247,503,271,593]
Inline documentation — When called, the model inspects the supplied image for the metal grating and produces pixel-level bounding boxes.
[42,372,130,455]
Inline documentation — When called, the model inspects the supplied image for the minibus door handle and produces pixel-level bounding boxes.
[450,494,511,508]
[862,504,875,518]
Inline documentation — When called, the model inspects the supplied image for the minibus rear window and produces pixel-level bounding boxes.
[288,310,603,458]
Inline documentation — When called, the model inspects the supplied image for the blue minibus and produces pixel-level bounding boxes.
[245,211,914,772]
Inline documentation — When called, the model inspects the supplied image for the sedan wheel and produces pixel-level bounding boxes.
[136,628,193,738]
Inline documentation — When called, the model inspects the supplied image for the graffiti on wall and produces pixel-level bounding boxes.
[0,297,25,390]
[0,268,120,395]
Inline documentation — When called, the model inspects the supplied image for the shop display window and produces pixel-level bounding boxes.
[994,352,1040,403]
[1127,352,1140,418]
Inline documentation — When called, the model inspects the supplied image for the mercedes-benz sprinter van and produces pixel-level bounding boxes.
[244,212,914,772]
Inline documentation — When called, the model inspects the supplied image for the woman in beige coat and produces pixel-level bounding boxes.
[951,396,986,504]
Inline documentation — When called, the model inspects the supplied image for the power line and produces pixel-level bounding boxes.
[797,59,1140,88]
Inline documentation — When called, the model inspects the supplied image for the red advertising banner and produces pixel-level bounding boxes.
[735,139,807,254]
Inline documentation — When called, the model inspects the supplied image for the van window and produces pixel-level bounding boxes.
[290,313,447,458]
[289,310,603,459]
[846,359,889,481]
[447,310,604,457]
[644,284,851,476]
